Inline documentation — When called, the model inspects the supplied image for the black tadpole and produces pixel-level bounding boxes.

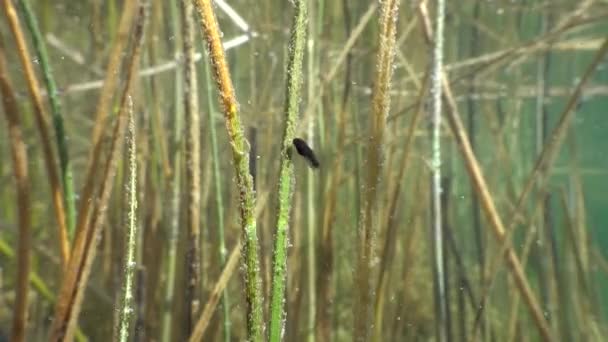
[292,138,320,169]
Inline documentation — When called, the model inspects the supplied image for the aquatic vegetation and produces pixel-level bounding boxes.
[0,1,607,341]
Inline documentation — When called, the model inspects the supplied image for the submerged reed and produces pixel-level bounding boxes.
[17,0,77,242]
[116,97,138,342]
[161,2,184,341]
[191,0,263,340]
[1,0,70,268]
[268,0,307,340]
[354,1,400,340]
[0,35,32,342]
[204,50,231,342]
[48,4,147,340]
[2,1,608,341]
[181,0,202,331]
[429,0,447,341]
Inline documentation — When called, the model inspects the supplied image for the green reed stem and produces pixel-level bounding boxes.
[203,54,230,341]
[17,0,76,239]
[191,0,263,339]
[268,0,308,340]
[305,1,322,340]
[161,2,184,341]
[430,0,447,340]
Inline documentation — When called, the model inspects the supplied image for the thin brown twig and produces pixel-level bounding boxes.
[189,241,242,342]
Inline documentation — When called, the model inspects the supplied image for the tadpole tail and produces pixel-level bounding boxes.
[306,153,320,168]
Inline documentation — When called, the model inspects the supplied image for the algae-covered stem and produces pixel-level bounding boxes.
[181,0,202,332]
[117,97,138,342]
[354,0,400,340]
[268,0,308,340]
[191,0,264,340]
[203,50,231,342]
[48,3,147,340]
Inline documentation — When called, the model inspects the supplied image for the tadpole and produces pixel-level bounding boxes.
[292,138,320,169]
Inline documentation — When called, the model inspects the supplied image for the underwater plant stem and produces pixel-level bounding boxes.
[48,5,147,341]
[417,3,552,340]
[73,0,137,272]
[181,0,202,331]
[354,1,399,341]
[0,39,32,342]
[202,43,231,342]
[0,241,86,341]
[506,216,538,342]
[189,241,242,342]
[1,0,70,269]
[305,3,317,341]
[116,97,138,342]
[373,70,429,342]
[430,0,447,341]
[162,151,181,342]
[499,36,608,262]
[268,0,307,340]
[466,0,484,308]
[191,0,264,340]
[88,0,137,155]
[442,80,553,341]
[473,35,608,339]
[161,1,184,341]
[17,0,77,242]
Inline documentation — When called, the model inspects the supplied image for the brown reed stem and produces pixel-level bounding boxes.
[181,0,201,331]
[373,70,429,341]
[417,3,552,340]
[189,241,242,342]
[191,0,263,339]
[488,36,608,273]
[442,81,553,341]
[472,36,608,338]
[48,5,147,341]
[74,0,138,243]
[1,0,69,269]
[88,0,138,158]
[354,1,399,340]
[0,36,32,342]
